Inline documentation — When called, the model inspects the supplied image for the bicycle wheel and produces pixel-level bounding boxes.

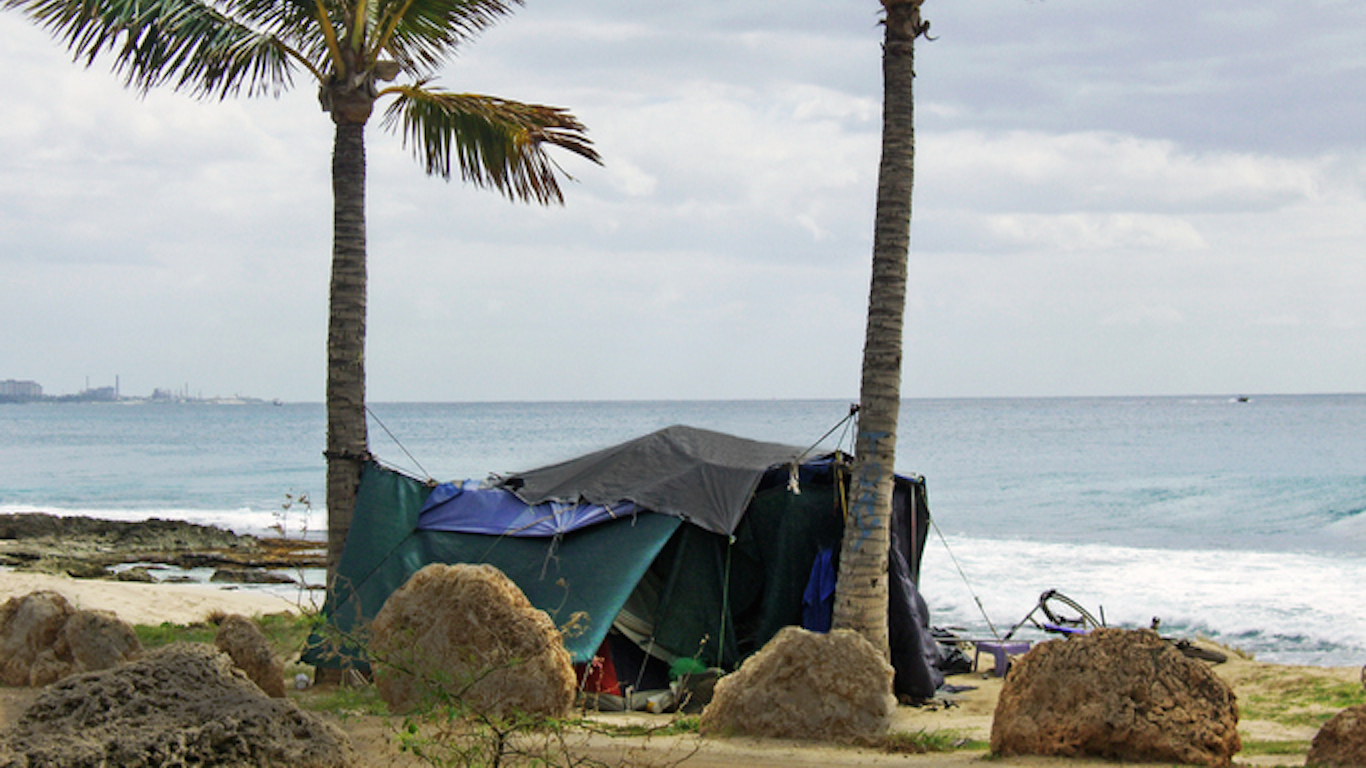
[1038,590,1104,632]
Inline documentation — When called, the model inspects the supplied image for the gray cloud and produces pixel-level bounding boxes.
[1,1,1362,401]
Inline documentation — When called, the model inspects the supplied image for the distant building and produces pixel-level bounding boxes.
[82,386,119,402]
[0,380,43,398]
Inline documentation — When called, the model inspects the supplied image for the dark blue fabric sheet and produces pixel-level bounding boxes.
[419,480,642,537]
[801,547,837,632]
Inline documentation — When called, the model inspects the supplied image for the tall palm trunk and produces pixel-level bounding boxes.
[325,119,369,582]
[831,0,921,657]
[5,0,598,589]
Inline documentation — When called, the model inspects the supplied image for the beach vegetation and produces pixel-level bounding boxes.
[134,610,317,654]
[134,619,222,649]
[362,651,692,767]
[1,0,602,583]
[1240,739,1314,756]
[256,609,324,651]
[389,702,701,767]
[298,680,391,718]
[273,491,313,540]
[589,715,701,738]
[1241,674,1366,728]
[884,728,981,753]
[394,702,581,767]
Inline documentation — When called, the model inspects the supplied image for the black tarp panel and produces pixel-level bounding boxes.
[505,425,806,536]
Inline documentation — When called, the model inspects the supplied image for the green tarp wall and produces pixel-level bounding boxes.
[306,463,680,669]
[306,460,879,672]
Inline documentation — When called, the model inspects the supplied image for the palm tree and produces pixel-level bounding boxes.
[831,0,929,656]
[2,0,600,578]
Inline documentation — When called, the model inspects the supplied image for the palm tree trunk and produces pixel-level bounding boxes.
[325,119,369,583]
[831,0,920,657]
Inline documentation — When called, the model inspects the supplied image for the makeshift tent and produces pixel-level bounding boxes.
[304,425,943,699]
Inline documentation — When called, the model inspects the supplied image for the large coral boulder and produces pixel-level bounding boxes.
[0,590,141,686]
[0,642,354,768]
[0,591,70,686]
[215,613,287,697]
[59,608,142,676]
[698,626,896,743]
[1308,704,1366,767]
[991,628,1240,767]
[369,563,576,717]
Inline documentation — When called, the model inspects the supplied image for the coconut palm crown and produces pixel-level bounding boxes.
[4,0,602,577]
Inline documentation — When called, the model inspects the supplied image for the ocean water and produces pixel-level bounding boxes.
[1,395,1362,667]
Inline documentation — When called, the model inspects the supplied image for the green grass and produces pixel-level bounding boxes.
[255,611,321,654]
[297,683,390,718]
[1241,739,1313,756]
[884,729,982,753]
[1241,676,1366,728]
[134,611,319,653]
[643,715,699,736]
[591,715,701,738]
[134,620,220,648]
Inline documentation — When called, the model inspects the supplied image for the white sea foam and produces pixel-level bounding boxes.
[3,506,1360,666]
[921,534,1366,667]
[0,504,326,540]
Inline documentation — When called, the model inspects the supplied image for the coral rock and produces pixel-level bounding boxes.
[61,609,141,676]
[0,590,141,687]
[215,613,287,697]
[369,563,576,717]
[1309,703,1366,768]
[699,626,896,743]
[0,642,354,767]
[991,628,1240,767]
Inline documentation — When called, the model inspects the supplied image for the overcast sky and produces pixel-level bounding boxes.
[2,1,1363,402]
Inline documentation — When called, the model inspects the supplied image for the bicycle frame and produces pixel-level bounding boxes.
[1002,589,1105,641]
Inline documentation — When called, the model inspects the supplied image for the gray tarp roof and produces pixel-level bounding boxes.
[503,424,808,536]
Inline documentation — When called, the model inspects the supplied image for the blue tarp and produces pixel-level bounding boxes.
[308,462,680,666]
[418,480,642,537]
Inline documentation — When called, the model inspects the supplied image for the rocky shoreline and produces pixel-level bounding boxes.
[0,513,324,585]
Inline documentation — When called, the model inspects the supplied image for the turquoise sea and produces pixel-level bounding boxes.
[2,395,1363,667]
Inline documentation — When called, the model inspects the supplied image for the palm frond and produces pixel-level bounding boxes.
[371,0,516,74]
[221,0,327,56]
[5,0,302,98]
[382,83,601,205]
[347,0,369,49]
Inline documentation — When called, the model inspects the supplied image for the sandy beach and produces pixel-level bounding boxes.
[0,570,303,626]
[4,569,1361,767]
